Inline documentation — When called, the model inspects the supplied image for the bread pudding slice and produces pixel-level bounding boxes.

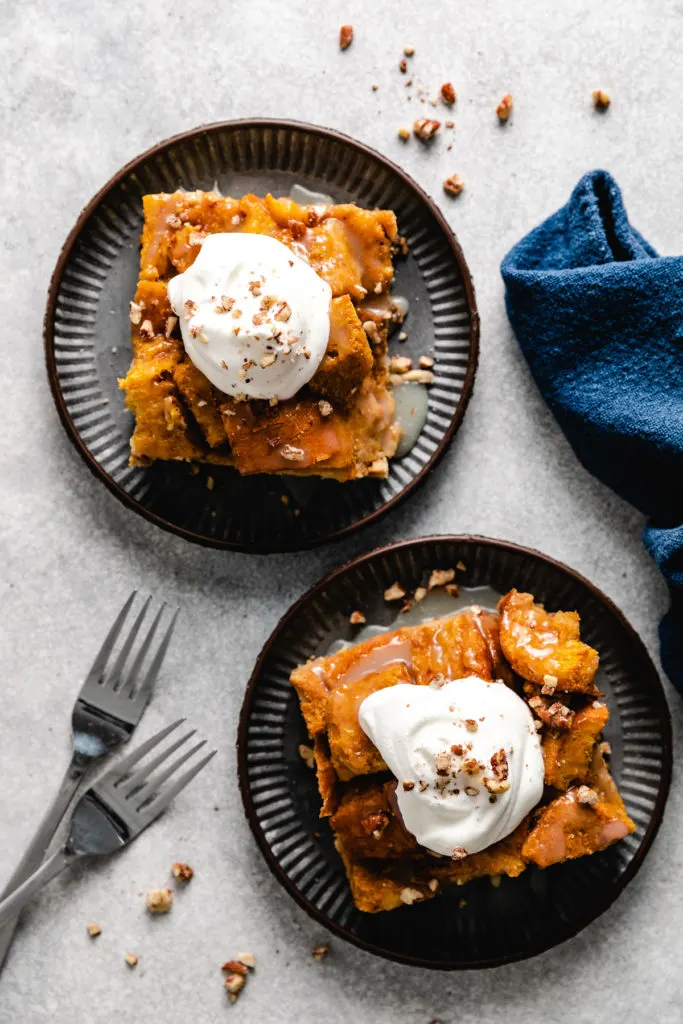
[119,190,402,481]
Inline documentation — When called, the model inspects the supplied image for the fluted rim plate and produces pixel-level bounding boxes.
[44,120,479,552]
[237,535,671,968]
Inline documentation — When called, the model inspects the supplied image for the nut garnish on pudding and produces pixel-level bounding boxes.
[119,190,405,482]
[290,587,635,913]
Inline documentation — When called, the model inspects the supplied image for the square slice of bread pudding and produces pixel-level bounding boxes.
[119,191,403,481]
[291,589,635,913]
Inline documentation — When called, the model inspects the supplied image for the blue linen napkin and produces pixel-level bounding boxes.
[501,170,683,693]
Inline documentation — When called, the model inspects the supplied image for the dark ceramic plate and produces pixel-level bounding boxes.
[45,119,478,552]
[237,535,671,968]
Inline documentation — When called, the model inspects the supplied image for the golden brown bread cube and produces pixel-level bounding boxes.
[543,701,609,789]
[309,295,373,405]
[522,749,635,868]
[498,590,599,694]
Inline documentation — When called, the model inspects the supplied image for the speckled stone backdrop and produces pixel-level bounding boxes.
[1,1,681,1022]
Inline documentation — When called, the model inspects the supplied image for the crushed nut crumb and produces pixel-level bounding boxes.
[403,45,415,56]
[400,887,424,905]
[391,369,434,385]
[237,952,256,969]
[224,972,246,1002]
[541,674,558,696]
[445,583,459,597]
[222,960,248,976]
[456,560,467,571]
[318,399,333,417]
[451,847,468,860]
[164,316,178,339]
[413,118,441,141]
[440,82,456,105]
[593,89,611,109]
[397,126,410,141]
[339,24,353,49]
[443,174,464,197]
[312,944,330,960]
[171,862,194,882]
[577,785,599,807]
[280,444,305,462]
[129,301,143,325]
[399,58,408,73]
[496,93,513,121]
[146,888,173,913]
[87,921,101,937]
[206,475,215,491]
[124,953,138,968]
[384,582,407,602]
[298,744,315,770]
[402,780,415,791]
[349,610,366,625]
[414,586,427,603]
[428,568,456,590]
[389,355,413,373]
[362,320,381,344]
[138,319,154,340]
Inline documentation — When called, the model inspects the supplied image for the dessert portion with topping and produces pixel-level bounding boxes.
[290,583,635,913]
[119,190,406,481]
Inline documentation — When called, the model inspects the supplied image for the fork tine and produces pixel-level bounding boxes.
[98,719,185,784]
[117,603,166,700]
[117,729,196,796]
[104,595,152,692]
[83,591,137,686]
[140,750,216,822]
[129,609,179,708]
[133,740,207,809]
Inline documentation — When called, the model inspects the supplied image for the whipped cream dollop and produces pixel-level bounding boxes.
[358,676,544,858]
[167,233,332,401]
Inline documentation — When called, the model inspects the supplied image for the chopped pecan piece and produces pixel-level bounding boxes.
[593,89,611,109]
[496,93,513,121]
[384,582,406,602]
[440,82,456,104]
[443,174,464,196]
[428,568,456,590]
[399,887,424,905]
[146,888,172,913]
[413,118,441,141]
[339,25,353,50]
[576,785,599,807]
[171,862,194,882]
[298,743,315,769]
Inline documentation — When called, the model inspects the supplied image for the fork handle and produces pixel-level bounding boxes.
[0,759,85,967]
[0,848,77,929]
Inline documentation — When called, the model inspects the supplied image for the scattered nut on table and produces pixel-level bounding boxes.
[171,862,194,882]
[146,888,173,913]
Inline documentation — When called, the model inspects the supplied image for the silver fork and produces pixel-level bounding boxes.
[0,721,215,927]
[0,592,177,967]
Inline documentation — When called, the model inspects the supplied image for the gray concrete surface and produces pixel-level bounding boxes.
[0,0,681,1021]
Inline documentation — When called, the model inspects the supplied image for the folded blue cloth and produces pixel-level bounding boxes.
[501,170,683,693]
